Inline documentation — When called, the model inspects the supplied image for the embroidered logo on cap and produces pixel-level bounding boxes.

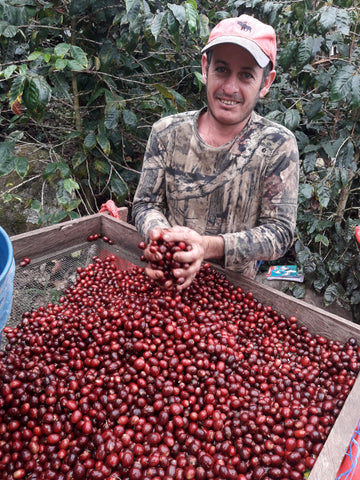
[238,21,251,32]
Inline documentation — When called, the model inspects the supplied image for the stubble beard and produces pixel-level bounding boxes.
[206,89,260,128]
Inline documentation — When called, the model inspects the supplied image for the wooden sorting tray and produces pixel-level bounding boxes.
[8,209,360,480]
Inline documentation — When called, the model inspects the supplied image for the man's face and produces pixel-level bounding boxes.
[202,44,275,129]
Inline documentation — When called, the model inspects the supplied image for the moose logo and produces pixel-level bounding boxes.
[238,21,252,32]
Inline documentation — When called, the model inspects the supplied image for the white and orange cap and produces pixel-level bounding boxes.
[201,15,276,68]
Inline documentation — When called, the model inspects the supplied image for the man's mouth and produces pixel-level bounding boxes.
[218,98,240,106]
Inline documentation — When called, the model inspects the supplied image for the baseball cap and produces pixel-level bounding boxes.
[201,15,276,68]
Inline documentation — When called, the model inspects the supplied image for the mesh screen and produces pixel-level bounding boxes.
[2,239,142,351]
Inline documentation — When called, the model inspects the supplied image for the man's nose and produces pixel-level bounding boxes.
[223,74,239,94]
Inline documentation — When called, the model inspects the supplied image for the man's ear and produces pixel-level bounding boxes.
[259,69,276,98]
[201,54,208,84]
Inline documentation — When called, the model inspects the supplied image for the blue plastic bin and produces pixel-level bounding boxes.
[0,226,15,344]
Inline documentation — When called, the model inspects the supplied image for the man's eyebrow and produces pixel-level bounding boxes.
[213,59,256,72]
[214,59,228,66]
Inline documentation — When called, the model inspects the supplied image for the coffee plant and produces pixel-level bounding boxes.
[0,0,359,320]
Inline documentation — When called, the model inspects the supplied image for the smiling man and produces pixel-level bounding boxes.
[132,15,299,290]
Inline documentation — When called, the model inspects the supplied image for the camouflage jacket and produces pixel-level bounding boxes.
[132,108,299,279]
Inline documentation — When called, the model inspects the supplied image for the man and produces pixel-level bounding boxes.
[132,14,299,290]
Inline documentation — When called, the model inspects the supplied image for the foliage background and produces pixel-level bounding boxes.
[0,0,359,320]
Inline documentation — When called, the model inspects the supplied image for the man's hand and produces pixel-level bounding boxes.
[141,228,168,282]
[163,226,224,290]
[140,226,224,290]
[159,226,206,290]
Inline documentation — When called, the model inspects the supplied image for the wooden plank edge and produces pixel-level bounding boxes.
[10,214,102,262]
[100,214,141,255]
[219,269,360,342]
[9,208,129,263]
[308,372,360,479]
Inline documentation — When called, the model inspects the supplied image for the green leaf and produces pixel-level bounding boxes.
[324,283,345,306]
[294,1,306,22]
[127,0,141,26]
[319,6,337,32]
[194,71,204,90]
[58,162,71,178]
[50,211,68,224]
[70,45,88,68]
[67,60,86,71]
[65,198,81,211]
[352,74,360,109]
[0,140,14,161]
[122,109,138,129]
[303,97,322,120]
[297,37,313,68]
[302,152,316,174]
[321,141,335,159]
[151,12,166,41]
[278,41,297,70]
[97,127,111,156]
[198,13,209,42]
[298,183,314,200]
[72,152,87,170]
[55,58,68,70]
[167,9,179,37]
[8,75,26,105]
[185,1,197,33]
[43,163,58,179]
[351,288,360,306]
[105,103,121,130]
[56,180,72,206]
[328,258,341,276]
[316,181,330,208]
[84,132,97,151]
[28,51,42,61]
[335,139,355,170]
[168,4,186,25]
[154,83,174,100]
[68,211,81,219]
[335,9,351,35]
[64,178,79,193]
[31,200,42,212]
[292,283,306,299]
[315,234,329,247]
[42,52,51,63]
[94,159,110,175]
[2,65,17,79]
[15,156,29,179]
[0,154,15,176]
[55,43,70,58]
[313,275,328,292]
[111,177,128,203]
[125,0,137,14]
[0,22,18,38]
[331,64,355,102]
[23,75,51,113]
[284,110,300,130]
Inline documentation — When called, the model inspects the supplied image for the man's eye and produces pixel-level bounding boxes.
[216,67,227,73]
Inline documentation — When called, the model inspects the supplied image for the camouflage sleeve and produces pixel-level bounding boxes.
[132,126,171,241]
[221,134,299,278]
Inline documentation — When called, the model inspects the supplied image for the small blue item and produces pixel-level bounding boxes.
[0,226,15,341]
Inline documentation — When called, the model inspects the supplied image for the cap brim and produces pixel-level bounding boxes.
[201,36,270,68]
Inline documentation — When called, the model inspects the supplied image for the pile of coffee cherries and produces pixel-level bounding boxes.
[0,253,359,480]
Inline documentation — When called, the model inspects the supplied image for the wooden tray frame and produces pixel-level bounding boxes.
[9,209,360,480]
